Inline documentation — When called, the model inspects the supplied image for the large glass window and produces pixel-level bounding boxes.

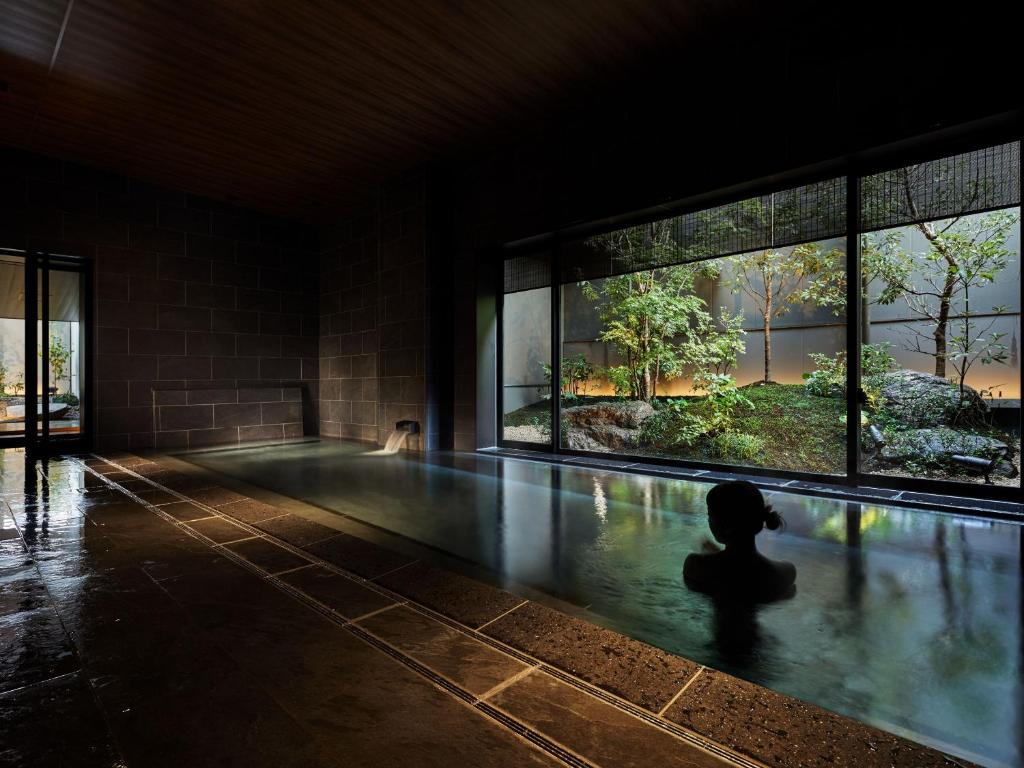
[859,142,1021,487]
[555,179,848,474]
[498,139,1022,496]
[501,254,552,445]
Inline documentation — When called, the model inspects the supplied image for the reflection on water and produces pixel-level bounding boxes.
[707,594,780,672]
[184,441,1024,767]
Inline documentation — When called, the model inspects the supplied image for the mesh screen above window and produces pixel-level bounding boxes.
[503,253,551,294]
[507,141,1020,288]
[861,141,1020,232]
[560,176,847,284]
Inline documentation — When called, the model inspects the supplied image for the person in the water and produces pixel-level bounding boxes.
[683,480,796,601]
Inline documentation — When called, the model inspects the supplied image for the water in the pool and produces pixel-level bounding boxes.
[183,440,1023,767]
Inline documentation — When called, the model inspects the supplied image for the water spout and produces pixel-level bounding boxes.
[380,429,409,454]
[367,420,419,456]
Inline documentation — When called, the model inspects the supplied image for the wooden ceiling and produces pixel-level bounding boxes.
[0,0,733,220]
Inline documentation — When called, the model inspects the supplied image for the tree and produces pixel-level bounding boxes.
[583,266,709,401]
[681,193,845,385]
[684,307,746,376]
[541,355,595,399]
[42,334,72,394]
[728,241,845,384]
[583,221,719,401]
[863,210,1018,382]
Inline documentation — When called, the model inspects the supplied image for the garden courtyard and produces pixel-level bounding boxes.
[503,203,1023,487]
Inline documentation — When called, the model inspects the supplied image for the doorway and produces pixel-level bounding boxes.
[0,249,92,454]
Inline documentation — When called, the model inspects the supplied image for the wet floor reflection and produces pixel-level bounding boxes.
[1,453,125,767]
[184,441,1024,767]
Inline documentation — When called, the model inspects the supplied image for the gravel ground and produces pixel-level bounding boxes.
[866,464,1021,488]
[503,425,549,443]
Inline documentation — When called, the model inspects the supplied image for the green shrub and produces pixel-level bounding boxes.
[541,355,596,400]
[710,432,766,462]
[804,351,846,397]
[804,343,896,400]
[695,372,753,432]
[639,375,754,451]
[861,343,898,386]
[54,393,80,407]
[639,398,710,448]
[599,364,635,400]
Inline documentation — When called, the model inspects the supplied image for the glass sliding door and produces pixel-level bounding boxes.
[500,254,553,446]
[858,141,1021,488]
[557,178,848,476]
[0,249,90,453]
[0,253,27,443]
[43,266,84,439]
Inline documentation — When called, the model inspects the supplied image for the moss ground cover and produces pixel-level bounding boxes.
[504,385,1021,482]
[504,385,847,473]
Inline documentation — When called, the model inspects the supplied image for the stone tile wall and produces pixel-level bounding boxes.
[319,172,434,450]
[153,385,305,450]
[0,147,319,450]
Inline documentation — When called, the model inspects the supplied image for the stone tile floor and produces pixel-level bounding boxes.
[0,450,979,768]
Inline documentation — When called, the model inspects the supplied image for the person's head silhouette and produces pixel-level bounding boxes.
[685,480,796,601]
[705,480,784,547]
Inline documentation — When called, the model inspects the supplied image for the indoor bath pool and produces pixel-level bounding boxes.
[182,440,1024,767]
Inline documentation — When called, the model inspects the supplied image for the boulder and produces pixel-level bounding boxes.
[879,370,987,428]
[561,400,654,452]
[994,459,1019,479]
[879,427,1012,466]
[562,400,654,429]
[2,402,70,422]
[565,424,641,452]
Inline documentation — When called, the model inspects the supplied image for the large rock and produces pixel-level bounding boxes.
[565,424,643,452]
[879,426,1013,468]
[879,370,987,428]
[2,402,70,422]
[562,400,654,429]
[562,400,654,452]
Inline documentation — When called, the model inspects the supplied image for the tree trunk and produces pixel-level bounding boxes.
[861,270,871,344]
[640,312,651,402]
[913,220,957,379]
[934,290,953,379]
[763,292,773,383]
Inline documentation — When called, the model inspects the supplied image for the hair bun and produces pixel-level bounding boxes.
[763,506,784,531]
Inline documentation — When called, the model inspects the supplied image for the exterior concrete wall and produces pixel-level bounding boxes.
[501,287,550,413]
[501,214,1021,409]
